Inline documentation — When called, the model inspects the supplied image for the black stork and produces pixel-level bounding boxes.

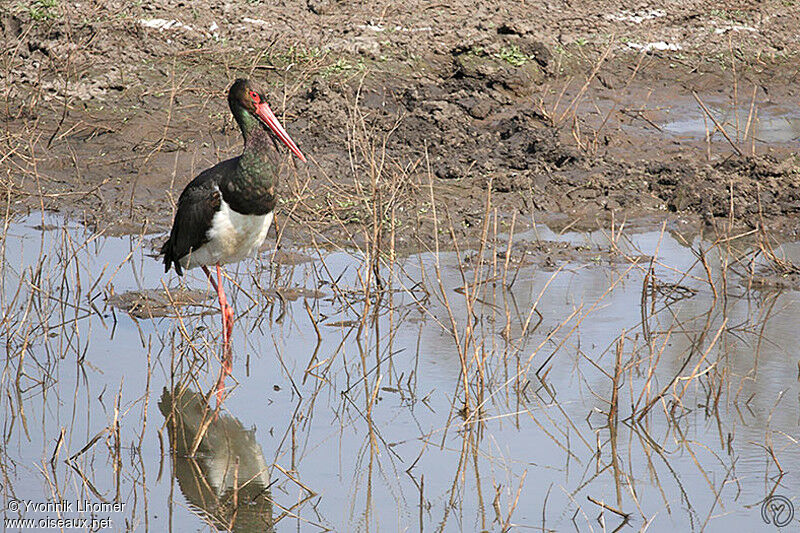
[161,78,306,383]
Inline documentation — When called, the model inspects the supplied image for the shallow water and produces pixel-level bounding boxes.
[1,215,799,531]
[660,100,800,144]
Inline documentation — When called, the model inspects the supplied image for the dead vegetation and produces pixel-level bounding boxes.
[2,1,800,531]
[2,80,800,529]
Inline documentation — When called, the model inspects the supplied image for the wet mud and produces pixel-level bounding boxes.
[1,1,799,247]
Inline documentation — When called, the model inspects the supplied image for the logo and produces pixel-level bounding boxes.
[761,495,794,528]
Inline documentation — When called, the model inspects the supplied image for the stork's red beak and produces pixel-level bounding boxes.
[254,102,307,162]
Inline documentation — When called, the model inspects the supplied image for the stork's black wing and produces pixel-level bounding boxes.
[161,158,238,275]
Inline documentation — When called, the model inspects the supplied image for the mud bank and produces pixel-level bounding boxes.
[1,1,799,248]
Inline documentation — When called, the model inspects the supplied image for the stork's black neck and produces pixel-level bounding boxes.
[232,103,260,143]
[222,106,281,216]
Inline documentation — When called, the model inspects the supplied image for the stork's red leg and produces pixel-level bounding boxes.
[202,265,234,346]
[217,264,234,397]
[203,265,234,403]
[217,264,235,350]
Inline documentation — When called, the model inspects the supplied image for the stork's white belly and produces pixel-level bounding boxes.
[181,198,274,270]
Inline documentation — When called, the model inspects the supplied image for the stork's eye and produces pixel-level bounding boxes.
[249,90,260,104]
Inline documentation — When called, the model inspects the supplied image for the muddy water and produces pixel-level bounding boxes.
[660,100,800,145]
[2,215,799,531]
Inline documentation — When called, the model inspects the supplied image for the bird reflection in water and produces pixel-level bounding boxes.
[159,386,273,532]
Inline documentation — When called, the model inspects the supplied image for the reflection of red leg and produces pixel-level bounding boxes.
[214,352,230,405]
